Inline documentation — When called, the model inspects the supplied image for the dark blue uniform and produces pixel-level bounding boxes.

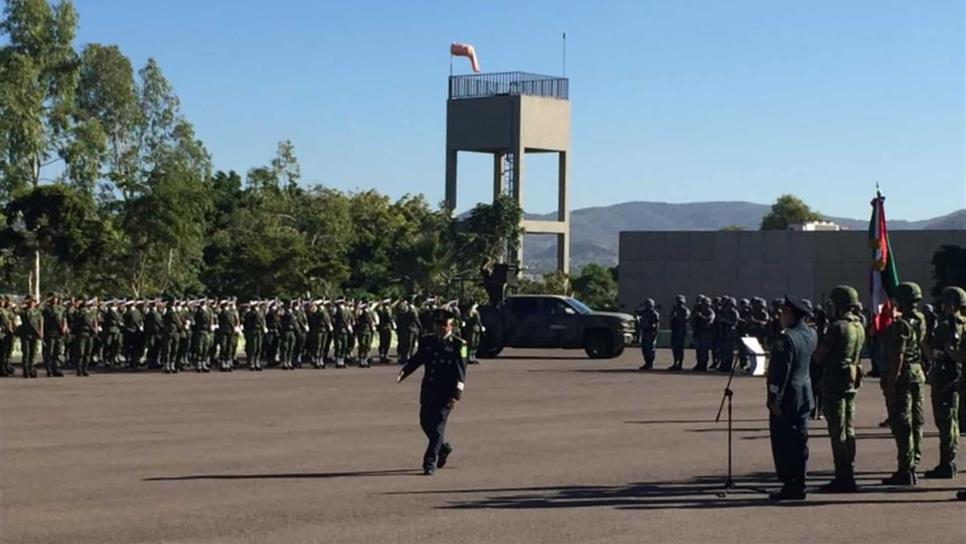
[399,333,468,473]
[766,319,817,495]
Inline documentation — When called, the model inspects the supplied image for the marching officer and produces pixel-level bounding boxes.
[766,296,817,501]
[397,307,468,475]
[635,298,660,370]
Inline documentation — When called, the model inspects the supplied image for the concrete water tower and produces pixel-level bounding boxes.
[444,72,571,274]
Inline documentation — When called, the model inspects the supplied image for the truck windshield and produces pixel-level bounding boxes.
[568,298,593,314]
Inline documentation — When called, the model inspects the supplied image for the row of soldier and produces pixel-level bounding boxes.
[0,294,485,378]
[637,285,965,496]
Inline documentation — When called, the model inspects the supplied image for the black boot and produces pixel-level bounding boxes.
[881,470,916,486]
[923,463,957,479]
[769,484,806,501]
[818,477,858,493]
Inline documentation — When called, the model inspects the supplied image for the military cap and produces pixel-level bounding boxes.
[783,296,813,316]
[675,294,686,303]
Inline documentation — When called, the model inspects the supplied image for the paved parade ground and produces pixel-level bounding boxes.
[1,349,963,544]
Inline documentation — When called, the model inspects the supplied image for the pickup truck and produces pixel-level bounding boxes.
[477,294,637,359]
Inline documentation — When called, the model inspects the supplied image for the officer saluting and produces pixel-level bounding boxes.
[766,296,817,501]
[397,307,468,475]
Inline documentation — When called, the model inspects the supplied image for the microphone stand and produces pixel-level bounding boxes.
[715,361,739,492]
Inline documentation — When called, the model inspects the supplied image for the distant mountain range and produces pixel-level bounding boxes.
[522,202,966,272]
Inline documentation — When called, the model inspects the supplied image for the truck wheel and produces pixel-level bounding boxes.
[584,330,613,359]
[478,342,503,358]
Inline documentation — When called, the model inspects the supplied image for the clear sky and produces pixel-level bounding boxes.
[71,0,964,220]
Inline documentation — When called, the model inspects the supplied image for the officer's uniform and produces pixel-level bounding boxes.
[71,303,98,377]
[399,319,468,475]
[766,297,817,500]
[19,304,43,378]
[395,303,420,364]
[377,302,395,364]
[0,301,16,376]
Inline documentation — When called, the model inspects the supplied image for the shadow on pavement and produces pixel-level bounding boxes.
[143,468,422,481]
[389,472,961,511]
[624,418,768,425]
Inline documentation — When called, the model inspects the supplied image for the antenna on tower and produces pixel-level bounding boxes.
[562,32,567,76]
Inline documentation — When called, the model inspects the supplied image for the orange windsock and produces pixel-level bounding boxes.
[450,42,480,73]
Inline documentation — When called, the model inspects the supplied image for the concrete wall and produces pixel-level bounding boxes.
[617,230,966,318]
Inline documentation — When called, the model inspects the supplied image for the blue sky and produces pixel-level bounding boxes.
[71,0,964,220]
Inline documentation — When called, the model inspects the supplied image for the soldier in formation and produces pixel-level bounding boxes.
[635,298,660,370]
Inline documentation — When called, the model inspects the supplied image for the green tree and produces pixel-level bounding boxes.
[0,0,80,296]
[571,263,618,310]
[720,224,745,231]
[0,184,110,274]
[760,194,822,230]
[457,194,523,266]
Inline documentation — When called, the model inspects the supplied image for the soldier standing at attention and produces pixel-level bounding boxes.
[356,301,376,368]
[215,301,234,371]
[123,301,145,369]
[19,296,43,378]
[766,297,817,501]
[668,295,690,371]
[397,308,468,475]
[812,285,866,493]
[691,296,715,372]
[305,301,323,368]
[462,302,484,365]
[101,300,123,367]
[879,282,928,486]
[191,299,214,373]
[332,299,352,368]
[242,302,266,371]
[263,301,280,367]
[923,286,965,479]
[319,300,334,366]
[736,298,753,370]
[277,300,297,370]
[717,297,739,373]
[42,293,66,378]
[395,300,420,365]
[635,298,659,370]
[377,299,395,364]
[143,300,163,368]
[292,300,309,368]
[160,299,180,374]
[0,297,16,376]
[71,297,98,377]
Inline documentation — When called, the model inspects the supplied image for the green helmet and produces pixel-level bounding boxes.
[893,282,922,306]
[942,286,966,309]
[829,285,859,310]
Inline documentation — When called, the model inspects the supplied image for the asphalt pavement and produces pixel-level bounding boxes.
[1,349,964,544]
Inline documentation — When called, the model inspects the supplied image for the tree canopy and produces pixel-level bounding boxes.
[760,194,822,230]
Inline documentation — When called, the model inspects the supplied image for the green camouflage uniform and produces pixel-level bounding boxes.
[71,306,98,376]
[42,303,67,376]
[19,307,43,377]
[882,309,927,474]
[818,311,866,483]
[929,313,964,470]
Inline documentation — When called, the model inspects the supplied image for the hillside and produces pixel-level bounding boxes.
[522,202,966,272]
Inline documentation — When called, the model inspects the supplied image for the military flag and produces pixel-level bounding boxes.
[868,190,899,334]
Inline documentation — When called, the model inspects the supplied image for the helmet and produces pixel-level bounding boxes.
[675,294,686,304]
[942,286,966,309]
[830,285,859,309]
[893,282,922,306]
[644,298,655,308]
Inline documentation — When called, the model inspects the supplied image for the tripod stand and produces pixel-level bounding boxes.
[714,361,739,491]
